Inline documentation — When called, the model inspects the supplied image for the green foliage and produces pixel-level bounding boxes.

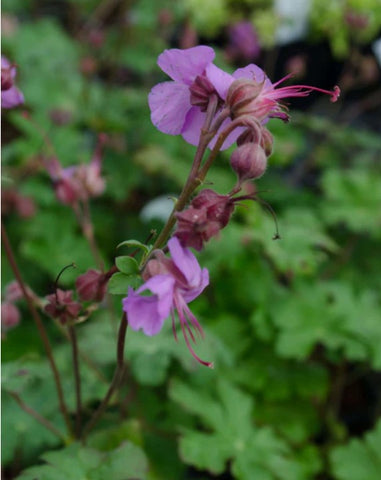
[330,420,381,480]
[2,2,381,479]
[170,378,321,479]
[15,442,148,480]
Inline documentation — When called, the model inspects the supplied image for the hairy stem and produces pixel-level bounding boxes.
[152,96,221,251]
[9,391,67,442]
[81,200,104,271]
[68,325,82,438]
[82,313,128,441]
[1,222,73,436]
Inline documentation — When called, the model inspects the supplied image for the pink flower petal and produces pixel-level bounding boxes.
[148,81,191,135]
[205,63,234,100]
[233,64,272,88]
[123,290,166,335]
[2,87,24,109]
[181,106,206,146]
[168,237,205,289]
[138,275,175,318]
[123,274,175,336]
[158,46,215,85]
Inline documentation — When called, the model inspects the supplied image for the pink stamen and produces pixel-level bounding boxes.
[174,295,196,343]
[183,302,205,339]
[269,74,340,103]
[171,310,178,342]
[180,317,213,368]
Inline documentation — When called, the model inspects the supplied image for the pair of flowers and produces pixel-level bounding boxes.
[148,45,339,149]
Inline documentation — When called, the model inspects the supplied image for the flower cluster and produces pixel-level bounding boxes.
[123,45,340,366]
[46,134,107,205]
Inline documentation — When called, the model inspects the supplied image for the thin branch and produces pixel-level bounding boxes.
[9,391,67,442]
[1,222,73,436]
[82,313,128,441]
[68,325,82,438]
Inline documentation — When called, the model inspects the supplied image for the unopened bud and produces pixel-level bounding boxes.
[1,302,20,331]
[191,189,234,229]
[175,190,235,250]
[226,78,264,119]
[230,143,267,183]
[5,281,23,302]
[75,269,107,302]
[189,75,217,112]
[237,126,273,156]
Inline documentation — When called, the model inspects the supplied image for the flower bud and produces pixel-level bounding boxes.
[5,281,23,302]
[44,289,81,325]
[226,78,264,120]
[175,190,235,250]
[230,143,267,183]
[237,126,273,156]
[1,302,20,331]
[75,269,107,302]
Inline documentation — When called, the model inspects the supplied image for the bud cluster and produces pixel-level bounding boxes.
[175,189,235,251]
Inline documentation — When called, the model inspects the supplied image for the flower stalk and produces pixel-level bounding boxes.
[82,313,128,441]
[1,222,73,436]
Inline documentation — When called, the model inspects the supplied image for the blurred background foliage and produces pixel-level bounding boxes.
[1,0,381,479]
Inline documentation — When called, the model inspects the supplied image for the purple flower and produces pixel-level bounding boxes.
[1,56,24,109]
[226,66,340,123]
[122,237,212,367]
[149,46,340,146]
[148,46,242,149]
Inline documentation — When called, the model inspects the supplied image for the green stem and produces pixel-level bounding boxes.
[151,96,222,251]
[1,222,73,436]
[9,391,67,442]
[82,313,128,441]
[68,325,82,438]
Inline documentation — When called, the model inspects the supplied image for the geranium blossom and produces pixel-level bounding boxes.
[148,46,242,149]
[122,237,212,367]
[149,46,339,146]
[1,56,24,109]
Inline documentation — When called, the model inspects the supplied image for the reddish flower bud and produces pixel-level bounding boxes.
[230,143,267,183]
[226,78,264,120]
[192,189,235,229]
[175,189,235,250]
[1,302,20,331]
[44,289,81,325]
[237,126,273,156]
[75,269,107,302]
[189,74,218,112]
[4,281,23,302]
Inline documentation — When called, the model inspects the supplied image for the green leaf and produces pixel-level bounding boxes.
[108,272,141,295]
[170,378,321,479]
[16,442,148,480]
[330,420,381,480]
[320,167,381,237]
[117,239,151,254]
[115,256,139,275]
